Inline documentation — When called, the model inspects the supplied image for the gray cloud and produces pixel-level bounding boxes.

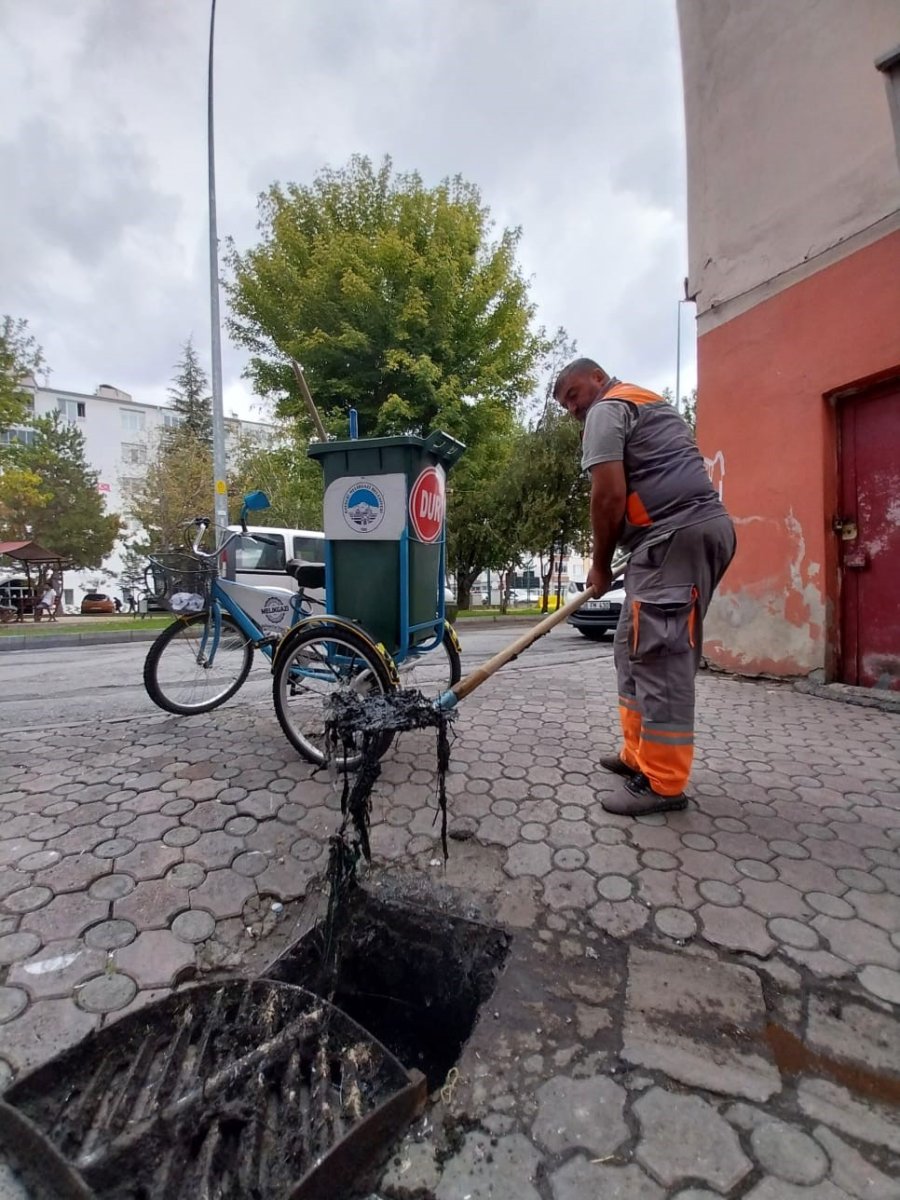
[0,0,696,412]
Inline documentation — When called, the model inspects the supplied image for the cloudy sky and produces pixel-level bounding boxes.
[1,0,695,423]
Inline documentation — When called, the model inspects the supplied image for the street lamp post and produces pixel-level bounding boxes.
[674,289,694,415]
[207,0,228,536]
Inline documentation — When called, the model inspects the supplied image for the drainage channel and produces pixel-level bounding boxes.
[1,888,510,1199]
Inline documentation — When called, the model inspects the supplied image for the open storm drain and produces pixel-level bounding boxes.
[266,887,512,1093]
[3,980,426,1200]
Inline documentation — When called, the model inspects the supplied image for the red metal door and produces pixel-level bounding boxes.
[838,382,900,689]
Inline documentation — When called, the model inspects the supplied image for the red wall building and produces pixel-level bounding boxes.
[678,0,900,688]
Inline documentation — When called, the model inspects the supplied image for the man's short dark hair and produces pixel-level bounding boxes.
[553,357,606,397]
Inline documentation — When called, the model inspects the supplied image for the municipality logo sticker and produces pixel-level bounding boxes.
[342,481,386,533]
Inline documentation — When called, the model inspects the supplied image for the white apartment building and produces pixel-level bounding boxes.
[3,382,273,611]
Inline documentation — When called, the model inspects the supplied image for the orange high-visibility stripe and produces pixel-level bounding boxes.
[626,491,653,526]
[639,738,694,796]
[618,694,641,712]
[605,383,664,406]
[632,600,641,653]
[618,703,642,771]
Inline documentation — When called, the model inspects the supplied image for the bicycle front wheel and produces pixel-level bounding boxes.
[143,612,254,715]
[273,623,396,767]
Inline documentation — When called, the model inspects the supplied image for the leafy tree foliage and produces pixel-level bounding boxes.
[226,155,552,443]
[118,542,149,601]
[122,429,214,552]
[230,421,324,532]
[0,315,44,434]
[167,337,212,444]
[0,413,120,567]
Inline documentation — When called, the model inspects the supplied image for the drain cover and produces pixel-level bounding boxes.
[4,980,426,1199]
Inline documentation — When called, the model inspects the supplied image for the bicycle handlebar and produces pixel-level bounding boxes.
[189,518,243,560]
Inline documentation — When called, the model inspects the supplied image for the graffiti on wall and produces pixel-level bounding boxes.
[704,451,725,500]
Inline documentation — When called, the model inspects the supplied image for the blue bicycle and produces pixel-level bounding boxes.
[143,492,460,765]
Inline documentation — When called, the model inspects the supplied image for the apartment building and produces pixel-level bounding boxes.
[3,382,273,610]
[678,0,900,688]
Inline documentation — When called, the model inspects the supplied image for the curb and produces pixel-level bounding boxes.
[0,629,161,652]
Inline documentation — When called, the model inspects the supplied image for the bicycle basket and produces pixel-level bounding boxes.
[146,552,217,615]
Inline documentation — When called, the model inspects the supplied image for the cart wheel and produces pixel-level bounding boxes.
[272,623,396,767]
[143,612,254,715]
[396,623,461,696]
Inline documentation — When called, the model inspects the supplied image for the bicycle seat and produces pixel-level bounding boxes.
[285,560,326,589]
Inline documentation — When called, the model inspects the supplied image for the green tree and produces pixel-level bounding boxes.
[167,337,212,444]
[118,542,148,601]
[0,413,120,567]
[230,421,324,531]
[662,386,697,436]
[226,155,552,443]
[0,316,44,436]
[122,429,214,552]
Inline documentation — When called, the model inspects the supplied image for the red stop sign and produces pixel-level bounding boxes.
[409,466,445,542]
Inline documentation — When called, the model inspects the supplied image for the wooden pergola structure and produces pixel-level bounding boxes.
[0,541,68,622]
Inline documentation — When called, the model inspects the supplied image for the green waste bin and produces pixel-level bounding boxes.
[308,430,465,656]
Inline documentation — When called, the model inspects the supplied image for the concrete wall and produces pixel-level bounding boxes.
[679,0,900,325]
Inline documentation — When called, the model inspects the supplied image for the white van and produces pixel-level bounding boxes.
[225,526,325,590]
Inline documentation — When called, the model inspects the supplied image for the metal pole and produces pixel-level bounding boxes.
[207,0,228,537]
[675,298,682,415]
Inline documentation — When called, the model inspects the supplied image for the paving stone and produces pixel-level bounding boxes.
[636,869,701,911]
[543,869,597,911]
[84,919,137,950]
[115,841,182,880]
[188,867,256,919]
[74,971,138,1013]
[634,1088,752,1192]
[654,907,697,940]
[0,997,99,1076]
[184,830,245,869]
[621,946,780,1101]
[113,930,196,989]
[769,916,820,949]
[532,1074,627,1155]
[741,878,811,919]
[435,1131,541,1200]
[799,1078,900,1155]
[94,837,136,860]
[380,1140,440,1195]
[163,825,200,847]
[807,892,855,918]
[0,932,41,965]
[806,996,900,1074]
[699,903,776,957]
[17,850,60,871]
[167,862,206,888]
[641,850,679,870]
[858,965,900,1005]
[171,909,216,944]
[2,885,53,914]
[844,888,900,933]
[813,1125,900,1200]
[87,874,135,901]
[698,879,742,906]
[549,1158,664,1200]
[596,874,633,901]
[232,850,268,878]
[8,941,107,1000]
[588,898,649,937]
[813,916,900,969]
[0,987,28,1023]
[111,877,191,929]
[20,892,109,942]
[743,1177,861,1200]
[677,848,740,883]
[750,1119,829,1185]
[34,852,109,894]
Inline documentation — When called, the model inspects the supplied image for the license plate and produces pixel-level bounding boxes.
[585,600,611,611]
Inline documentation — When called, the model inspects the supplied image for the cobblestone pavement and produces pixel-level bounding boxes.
[1,653,898,1198]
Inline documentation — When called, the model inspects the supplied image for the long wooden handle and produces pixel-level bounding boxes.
[290,358,329,442]
[451,585,600,703]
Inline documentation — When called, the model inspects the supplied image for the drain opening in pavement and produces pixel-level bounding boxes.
[267,885,511,1092]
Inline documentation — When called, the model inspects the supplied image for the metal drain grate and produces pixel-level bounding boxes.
[5,980,425,1200]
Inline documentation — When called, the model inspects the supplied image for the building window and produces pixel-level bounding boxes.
[120,409,145,434]
[876,45,900,170]
[162,411,181,429]
[0,427,36,446]
[57,398,86,421]
[121,442,146,466]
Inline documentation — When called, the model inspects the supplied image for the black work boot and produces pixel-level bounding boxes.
[599,754,641,780]
[601,774,688,816]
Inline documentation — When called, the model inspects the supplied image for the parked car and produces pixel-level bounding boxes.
[444,585,458,624]
[566,576,626,640]
[81,593,116,615]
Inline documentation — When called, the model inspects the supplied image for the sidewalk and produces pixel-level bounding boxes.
[1,657,898,1196]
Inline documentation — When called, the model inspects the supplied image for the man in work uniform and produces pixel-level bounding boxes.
[554,358,735,817]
